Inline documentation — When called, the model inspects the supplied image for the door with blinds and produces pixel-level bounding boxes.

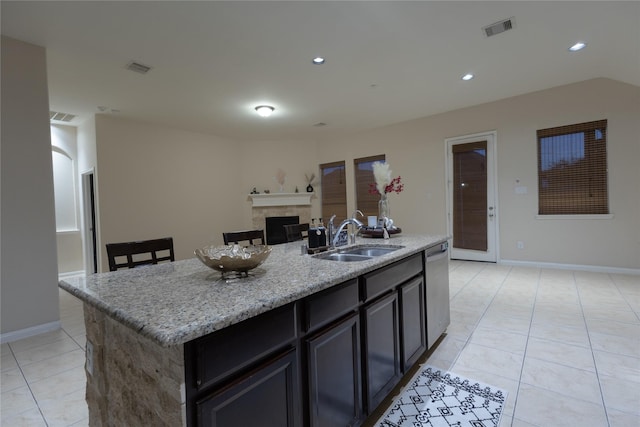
[446,132,497,262]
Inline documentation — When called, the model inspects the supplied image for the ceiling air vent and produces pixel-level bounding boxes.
[49,111,76,122]
[483,17,515,37]
[126,61,152,74]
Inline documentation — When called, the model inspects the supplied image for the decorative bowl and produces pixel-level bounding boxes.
[195,244,272,275]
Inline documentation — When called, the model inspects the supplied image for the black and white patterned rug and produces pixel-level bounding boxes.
[375,365,507,427]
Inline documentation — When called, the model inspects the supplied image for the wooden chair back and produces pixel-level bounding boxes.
[223,229,265,246]
[283,223,310,243]
[106,237,175,271]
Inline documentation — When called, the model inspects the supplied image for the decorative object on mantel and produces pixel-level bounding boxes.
[369,161,404,233]
[194,244,272,278]
[250,187,259,194]
[274,168,286,193]
[264,189,270,194]
[305,173,315,193]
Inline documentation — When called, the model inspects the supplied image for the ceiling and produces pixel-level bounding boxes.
[2,1,639,142]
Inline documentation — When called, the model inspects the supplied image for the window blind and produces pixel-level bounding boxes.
[537,119,608,215]
[320,161,347,224]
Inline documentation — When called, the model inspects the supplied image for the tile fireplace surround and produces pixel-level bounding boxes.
[249,193,313,231]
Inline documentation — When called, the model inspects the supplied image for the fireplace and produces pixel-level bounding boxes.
[265,216,299,245]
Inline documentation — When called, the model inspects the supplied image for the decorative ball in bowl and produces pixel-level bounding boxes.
[195,244,272,276]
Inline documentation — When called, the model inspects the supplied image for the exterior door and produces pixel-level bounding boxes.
[446,132,497,262]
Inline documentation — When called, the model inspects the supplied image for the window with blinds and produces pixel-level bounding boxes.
[354,154,385,217]
[320,161,347,224]
[537,119,608,215]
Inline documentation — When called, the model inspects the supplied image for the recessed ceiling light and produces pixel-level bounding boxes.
[461,73,474,81]
[255,105,275,117]
[568,42,586,52]
[312,57,325,65]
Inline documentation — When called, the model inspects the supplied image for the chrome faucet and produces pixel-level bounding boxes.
[327,214,337,246]
[332,210,365,247]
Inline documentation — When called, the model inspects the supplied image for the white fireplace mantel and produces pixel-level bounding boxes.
[249,192,314,207]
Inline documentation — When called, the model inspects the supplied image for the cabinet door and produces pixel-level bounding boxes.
[399,276,426,371]
[363,292,401,413]
[307,313,363,427]
[196,348,301,427]
[426,250,451,349]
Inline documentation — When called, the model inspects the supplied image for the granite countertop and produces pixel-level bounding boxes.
[59,234,447,347]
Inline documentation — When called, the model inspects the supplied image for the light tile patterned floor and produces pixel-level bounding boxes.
[2,289,87,426]
[1,261,639,426]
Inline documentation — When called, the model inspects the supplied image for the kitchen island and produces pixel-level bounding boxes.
[59,233,449,427]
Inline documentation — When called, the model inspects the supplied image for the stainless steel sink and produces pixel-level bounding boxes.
[313,245,403,262]
[318,253,373,262]
[339,247,400,257]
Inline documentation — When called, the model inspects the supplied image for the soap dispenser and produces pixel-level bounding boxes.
[308,218,319,248]
[318,218,327,247]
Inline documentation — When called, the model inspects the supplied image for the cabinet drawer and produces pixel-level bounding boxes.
[362,253,422,302]
[304,279,359,332]
[190,303,297,391]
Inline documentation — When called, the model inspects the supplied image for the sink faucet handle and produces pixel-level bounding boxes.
[327,214,337,246]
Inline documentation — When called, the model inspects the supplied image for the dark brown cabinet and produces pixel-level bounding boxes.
[399,276,426,370]
[306,313,363,427]
[196,348,300,427]
[185,303,301,427]
[184,249,440,427]
[362,291,401,412]
[360,253,426,414]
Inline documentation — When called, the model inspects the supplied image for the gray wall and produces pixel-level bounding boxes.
[1,36,60,337]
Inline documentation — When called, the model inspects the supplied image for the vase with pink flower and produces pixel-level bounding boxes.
[369,162,404,228]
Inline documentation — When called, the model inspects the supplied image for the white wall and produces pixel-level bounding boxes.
[51,124,84,274]
[76,116,99,274]
[237,138,322,227]
[1,36,60,338]
[92,79,638,271]
[94,115,243,271]
[317,78,640,270]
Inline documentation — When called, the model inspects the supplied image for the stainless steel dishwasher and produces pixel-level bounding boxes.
[426,241,450,349]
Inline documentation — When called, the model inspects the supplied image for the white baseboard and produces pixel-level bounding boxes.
[499,259,640,275]
[0,321,62,344]
[58,270,85,280]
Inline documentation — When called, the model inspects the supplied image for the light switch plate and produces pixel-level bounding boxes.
[515,186,528,194]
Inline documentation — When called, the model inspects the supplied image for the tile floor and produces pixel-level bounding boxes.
[1,261,639,426]
[2,288,87,426]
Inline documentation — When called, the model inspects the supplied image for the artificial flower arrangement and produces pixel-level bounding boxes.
[369,161,404,195]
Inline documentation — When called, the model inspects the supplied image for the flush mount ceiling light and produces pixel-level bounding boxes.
[461,73,475,81]
[569,42,587,52]
[255,105,275,117]
[312,57,325,65]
